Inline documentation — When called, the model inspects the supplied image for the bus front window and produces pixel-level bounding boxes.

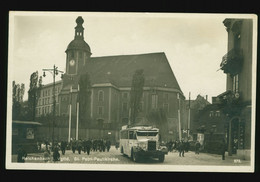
[136,132,158,136]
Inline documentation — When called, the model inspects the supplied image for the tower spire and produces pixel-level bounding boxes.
[74,16,84,40]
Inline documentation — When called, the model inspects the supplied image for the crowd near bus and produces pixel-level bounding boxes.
[22,138,112,163]
[16,136,226,163]
[165,139,190,157]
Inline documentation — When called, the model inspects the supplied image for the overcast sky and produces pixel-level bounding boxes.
[10,12,232,102]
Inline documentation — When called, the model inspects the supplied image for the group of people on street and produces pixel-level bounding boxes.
[18,137,227,163]
[166,140,190,157]
[70,138,111,155]
[165,138,226,160]
[32,138,112,163]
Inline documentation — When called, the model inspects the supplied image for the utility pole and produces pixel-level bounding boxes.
[188,92,191,139]
[76,84,80,140]
[68,86,72,143]
[43,65,64,151]
[177,93,182,140]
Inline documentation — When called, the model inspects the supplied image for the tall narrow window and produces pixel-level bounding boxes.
[151,94,158,109]
[122,103,128,113]
[98,90,104,102]
[98,106,104,115]
[232,74,239,93]
[209,111,214,117]
[215,111,220,117]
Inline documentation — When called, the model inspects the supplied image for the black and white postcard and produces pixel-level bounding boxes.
[6,12,257,172]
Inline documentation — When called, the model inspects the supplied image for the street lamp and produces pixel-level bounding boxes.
[42,65,64,151]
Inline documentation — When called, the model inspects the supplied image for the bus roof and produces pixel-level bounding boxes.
[121,125,159,131]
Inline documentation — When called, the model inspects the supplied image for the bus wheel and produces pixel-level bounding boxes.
[158,154,165,162]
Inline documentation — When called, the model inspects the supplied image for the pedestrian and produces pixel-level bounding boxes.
[115,141,119,150]
[37,141,41,151]
[185,140,190,152]
[220,138,226,160]
[43,149,51,162]
[77,139,83,154]
[102,139,106,152]
[167,140,173,152]
[17,145,27,163]
[106,139,111,152]
[174,140,179,152]
[92,139,97,152]
[82,139,87,153]
[178,140,185,157]
[44,139,50,151]
[195,140,201,154]
[86,139,92,155]
[71,139,77,153]
[60,141,67,155]
[53,145,60,162]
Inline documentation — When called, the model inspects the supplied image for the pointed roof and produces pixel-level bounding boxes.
[66,16,91,54]
[84,52,182,93]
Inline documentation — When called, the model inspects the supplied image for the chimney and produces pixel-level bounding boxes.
[206,95,208,101]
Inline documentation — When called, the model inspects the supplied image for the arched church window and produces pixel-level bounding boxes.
[98,90,104,102]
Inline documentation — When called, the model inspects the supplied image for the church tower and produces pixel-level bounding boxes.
[59,16,92,137]
[64,16,92,81]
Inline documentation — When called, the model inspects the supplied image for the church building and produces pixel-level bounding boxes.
[41,16,186,143]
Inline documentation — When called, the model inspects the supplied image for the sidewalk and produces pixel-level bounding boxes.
[11,149,251,166]
[165,150,251,166]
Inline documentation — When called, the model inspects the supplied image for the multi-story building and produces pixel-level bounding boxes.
[35,80,62,117]
[187,19,254,159]
[56,16,186,143]
[189,97,228,154]
[217,18,253,160]
[184,95,210,140]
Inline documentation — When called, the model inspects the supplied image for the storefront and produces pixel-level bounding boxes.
[12,120,42,154]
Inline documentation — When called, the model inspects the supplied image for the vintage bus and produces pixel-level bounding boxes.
[119,125,168,162]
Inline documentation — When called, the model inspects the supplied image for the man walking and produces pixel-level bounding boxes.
[178,140,185,157]
[60,141,67,155]
[53,145,60,162]
[77,139,83,154]
[220,139,226,160]
[106,139,111,152]
[86,139,92,155]
[195,140,201,154]
[71,138,77,153]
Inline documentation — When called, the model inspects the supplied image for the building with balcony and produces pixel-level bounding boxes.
[218,18,253,160]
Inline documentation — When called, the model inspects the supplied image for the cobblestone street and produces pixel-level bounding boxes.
[12,145,250,166]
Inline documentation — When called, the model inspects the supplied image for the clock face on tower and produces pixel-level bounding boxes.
[70,59,75,66]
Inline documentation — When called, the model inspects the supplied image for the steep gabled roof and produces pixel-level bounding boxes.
[84,52,182,93]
